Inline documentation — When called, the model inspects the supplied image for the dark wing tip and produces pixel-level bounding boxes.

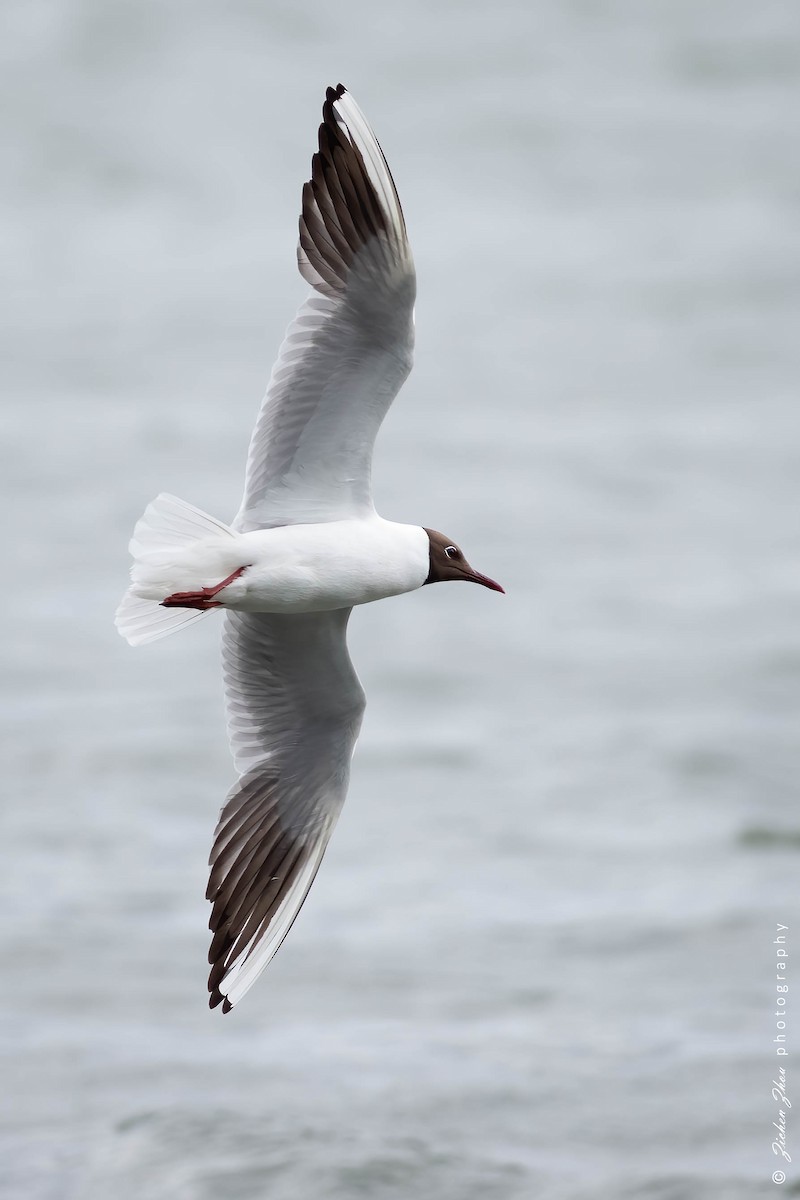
[299,83,404,298]
[323,83,347,119]
[208,985,234,1014]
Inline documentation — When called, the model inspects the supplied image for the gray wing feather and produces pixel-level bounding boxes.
[235,85,415,533]
[208,608,365,1011]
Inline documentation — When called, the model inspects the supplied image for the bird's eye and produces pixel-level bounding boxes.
[444,546,460,560]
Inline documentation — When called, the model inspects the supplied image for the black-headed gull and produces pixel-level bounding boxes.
[116,84,503,1013]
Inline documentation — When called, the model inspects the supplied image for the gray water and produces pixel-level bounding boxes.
[3,2,800,1197]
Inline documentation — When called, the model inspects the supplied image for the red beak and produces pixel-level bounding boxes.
[466,570,505,594]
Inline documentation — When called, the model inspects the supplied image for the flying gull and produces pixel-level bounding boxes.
[116,84,503,1013]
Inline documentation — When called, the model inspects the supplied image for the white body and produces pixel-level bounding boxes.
[131,516,429,613]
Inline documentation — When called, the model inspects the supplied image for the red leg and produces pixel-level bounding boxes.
[161,565,250,610]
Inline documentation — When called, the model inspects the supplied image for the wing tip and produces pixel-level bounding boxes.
[298,81,410,299]
[209,986,234,1014]
[321,83,347,131]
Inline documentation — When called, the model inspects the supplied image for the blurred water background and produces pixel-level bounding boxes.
[3,1,800,1197]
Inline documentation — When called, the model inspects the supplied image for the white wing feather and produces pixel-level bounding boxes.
[234,85,415,532]
[207,609,365,1011]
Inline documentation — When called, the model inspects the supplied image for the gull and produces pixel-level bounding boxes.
[116,84,503,1013]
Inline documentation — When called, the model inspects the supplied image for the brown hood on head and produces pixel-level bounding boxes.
[423,529,504,593]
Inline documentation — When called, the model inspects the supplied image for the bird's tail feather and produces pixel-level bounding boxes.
[115,590,210,646]
[116,493,236,647]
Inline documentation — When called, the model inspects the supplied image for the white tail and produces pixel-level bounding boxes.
[116,493,237,646]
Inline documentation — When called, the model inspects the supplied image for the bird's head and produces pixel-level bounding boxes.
[423,528,504,593]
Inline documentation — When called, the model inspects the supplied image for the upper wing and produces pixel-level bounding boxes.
[235,84,416,533]
[207,608,365,1012]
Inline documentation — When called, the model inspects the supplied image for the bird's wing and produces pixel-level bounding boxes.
[234,84,416,532]
[207,608,365,1011]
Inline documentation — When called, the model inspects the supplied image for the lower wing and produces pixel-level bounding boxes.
[208,608,365,1011]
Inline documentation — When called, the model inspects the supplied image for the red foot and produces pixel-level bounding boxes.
[161,565,250,611]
